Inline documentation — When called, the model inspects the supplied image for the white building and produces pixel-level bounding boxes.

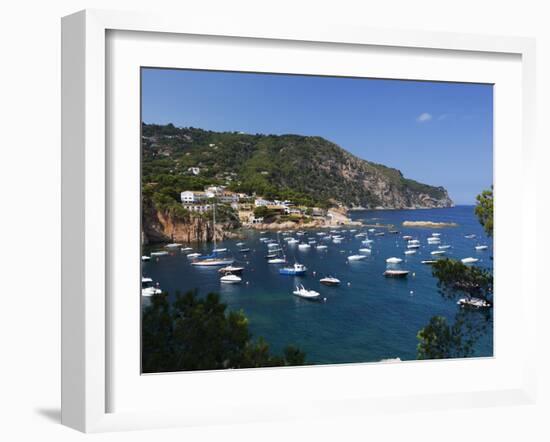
[183,203,212,213]
[181,191,209,204]
[254,198,271,207]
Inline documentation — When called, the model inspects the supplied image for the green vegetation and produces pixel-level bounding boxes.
[475,187,493,237]
[142,291,306,372]
[417,188,494,360]
[141,123,452,211]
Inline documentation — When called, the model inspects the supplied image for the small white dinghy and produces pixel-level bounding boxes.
[457,297,490,308]
[475,245,489,251]
[320,276,340,286]
[293,284,323,300]
[461,257,479,264]
[220,273,242,284]
[386,257,403,264]
[348,254,367,261]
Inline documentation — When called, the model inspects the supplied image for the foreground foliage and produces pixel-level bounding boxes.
[142,291,306,373]
[417,188,494,360]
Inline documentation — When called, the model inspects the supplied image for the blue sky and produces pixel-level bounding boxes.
[142,68,493,204]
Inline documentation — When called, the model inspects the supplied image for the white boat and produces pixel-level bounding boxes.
[408,239,420,244]
[191,203,234,266]
[180,247,193,252]
[475,245,489,251]
[407,243,420,249]
[288,238,299,244]
[438,245,451,249]
[347,254,367,261]
[431,233,441,237]
[461,257,479,264]
[236,242,245,247]
[187,252,201,259]
[404,250,417,255]
[421,260,437,264]
[141,255,150,261]
[368,228,376,233]
[218,265,244,274]
[292,284,322,300]
[320,276,340,286]
[268,258,286,264]
[402,235,413,240]
[220,273,242,284]
[279,263,307,275]
[308,240,317,245]
[316,244,328,250]
[165,243,182,248]
[383,269,409,278]
[150,251,169,257]
[333,238,342,244]
[362,239,374,245]
[465,234,476,239]
[212,247,228,253]
[358,248,372,253]
[427,238,441,244]
[457,297,490,308]
[141,277,162,297]
[386,257,403,264]
[431,250,446,255]
[298,243,311,250]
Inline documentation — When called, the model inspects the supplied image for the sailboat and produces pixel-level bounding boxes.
[191,200,234,267]
[268,232,286,264]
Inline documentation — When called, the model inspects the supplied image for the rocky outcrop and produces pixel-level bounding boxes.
[142,209,240,245]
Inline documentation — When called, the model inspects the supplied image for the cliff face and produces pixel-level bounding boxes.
[142,124,454,210]
[142,210,240,245]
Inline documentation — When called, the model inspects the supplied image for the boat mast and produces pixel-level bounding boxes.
[212,197,217,248]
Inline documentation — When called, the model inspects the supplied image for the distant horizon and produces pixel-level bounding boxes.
[142,69,493,204]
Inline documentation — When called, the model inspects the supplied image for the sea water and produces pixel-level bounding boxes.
[142,206,493,364]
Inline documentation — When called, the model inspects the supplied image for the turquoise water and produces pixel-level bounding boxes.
[142,206,493,364]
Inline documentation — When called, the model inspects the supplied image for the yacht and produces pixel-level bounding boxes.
[320,276,340,286]
[404,250,417,255]
[218,265,244,274]
[220,273,242,284]
[431,250,446,255]
[150,251,169,257]
[461,257,479,264]
[298,243,311,250]
[347,254,367,261]
[383,270,409,278]
[358,248,372,253]
[386,257,403,264]
[141,277,162,297]
[475,245,489,251]
[279,263,307,276]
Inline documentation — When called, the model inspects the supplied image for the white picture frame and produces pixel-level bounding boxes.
[61,9,537,433]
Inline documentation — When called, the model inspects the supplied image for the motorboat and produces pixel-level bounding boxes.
[165,243,182,248]
[461,257,479,264]
[374,232,385,236]
[180,247,193,252]
[212,247,228,253]
[404,250,417,255]
[187,252,201,259]
[358,248,372,253]
[347,254,367,261]
[407,243,420,249]
[292,284,322,300]
[362,239,374,245]
[316,244,328,250]
[431,233,441,237]
[236,242,246,247]
[279,263,307,276]
[431,250,446,255]
[150,251,169,257]
[220,273,242,284]
[383,270,409,278]
[141,277,162,297]
[268,258,286,264]
[320,276,340,286]
[421,260,437,264]
[298,243,311,250]
[475,245,489,251]
[218,265,244,274]
[402,235,413,240]
[408,239,420,244]
[238,248,251,253]
[457,297,490,308]
[438,245,451,249]
[464,234,477,239]
[192,256,234,266]
[386,257,403,264]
